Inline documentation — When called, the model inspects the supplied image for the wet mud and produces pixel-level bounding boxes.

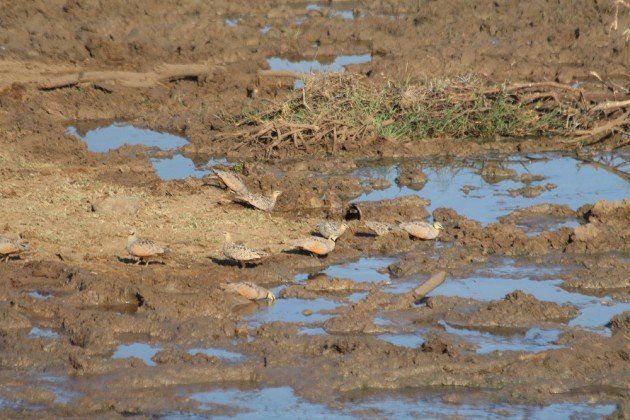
[1,0,629,417]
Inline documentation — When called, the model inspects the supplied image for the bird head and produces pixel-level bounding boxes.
[224,232,232,241]
[433,221,444,230]
[266,291,276,301]
[272,191,282,200]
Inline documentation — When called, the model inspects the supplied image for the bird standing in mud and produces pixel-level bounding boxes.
[220,281,276,301]
[0,235,29,262]
[290,236,336,257]
[399,221,443,240]
[222,232,270,268]
[212,168,249,195]
[233,190,282,212]
[315,220,349,241]
[126,231,170,265]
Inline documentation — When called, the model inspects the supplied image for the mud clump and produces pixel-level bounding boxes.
[563,256,630,291]
[445,291,579,328]
[500,203,575,224]
[395,164,427,190]
[608,312,630,336]
[347,196,430,222]
[568,200,630,253]
[507,183,555,198]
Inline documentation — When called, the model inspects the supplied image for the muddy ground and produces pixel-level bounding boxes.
[0,0,629,417]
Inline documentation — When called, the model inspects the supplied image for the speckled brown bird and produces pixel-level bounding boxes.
[0,235,29,262]
[399,221,443,240]
[220,282,276,301]
[290,236,336,257]
[234,190,282,212]
[222,232,270,268]
[212,168,249,195]
[315,220,349,241]
[364,221,399,236]
[126,231,170,265]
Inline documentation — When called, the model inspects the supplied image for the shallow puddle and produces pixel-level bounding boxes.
[354,153,629,225]
[224,17,238,27]
[430,266,630,335]
[150,154,227,180]
[244,296,338,327]
[190,386,344,418]
[322,256,395,283]
[28,327,60,339]
[439,322,563,354]
[267,54,372,74]
[68,122,230,180]
[188,348,246,362]
[299,327,327,335]
[267,54,372,88]
[342,389,617,419]
[112,342,161,366]
[188,384,616,418]
[28,291,52,300]
[377,333,423,348]
[67,123,187,153]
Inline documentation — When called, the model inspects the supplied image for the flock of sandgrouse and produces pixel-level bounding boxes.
[1,167,443,302]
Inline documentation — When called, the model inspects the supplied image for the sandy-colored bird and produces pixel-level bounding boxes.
[316,221,349,241]
[220,282,276,301]
[364,221,399,236]
[291,236,336,257]
[222,232,270,268]
[126,231,170,265]
[234,190,282,212]
[212,168,249,195]
[0,235,29,262]
[399,221,443,240]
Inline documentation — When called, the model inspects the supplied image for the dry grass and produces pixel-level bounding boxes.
[218,73,629,157]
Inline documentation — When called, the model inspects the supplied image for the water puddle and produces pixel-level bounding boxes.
[354,153,629,226]
[68,122,230,180]
[330,10,354,20]
[439,322,563,354]
[67,123,187,152]
[150,154,226,180]
[28,291,53,300]
[322,257,395,283]
[377,333,423,348]
[188,384,616,418]
[347,292,368,302]
[191,386,345,418]
[112,342,161,366]
[299,327,327,335]
[267,54,372,89]
[429,264,630,335]
[224,17,238,28]
[28,327,60,339]
[260,25,271,34]
[188,348,245,362]
[342,389,617,418]
[36,374,79,405]
[267,54,372,74]
[243,286,340,328]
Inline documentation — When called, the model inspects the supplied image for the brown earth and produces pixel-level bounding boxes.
[0,0,629,417]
